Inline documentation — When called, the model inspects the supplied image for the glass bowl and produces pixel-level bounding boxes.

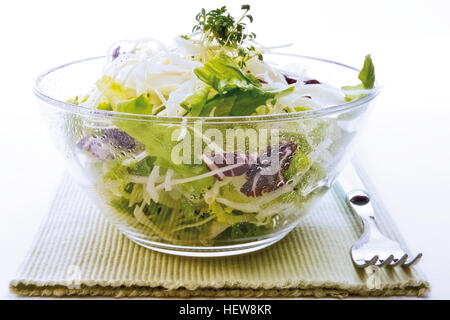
[34,53,379,256]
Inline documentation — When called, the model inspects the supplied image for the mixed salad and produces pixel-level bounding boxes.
[71,5,376,245]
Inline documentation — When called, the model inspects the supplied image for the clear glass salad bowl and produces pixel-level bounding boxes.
[34,53,378,256]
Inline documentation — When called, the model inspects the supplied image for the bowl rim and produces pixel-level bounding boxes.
[33,52,380,124]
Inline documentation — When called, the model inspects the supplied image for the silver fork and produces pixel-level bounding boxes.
[339,165,423,268]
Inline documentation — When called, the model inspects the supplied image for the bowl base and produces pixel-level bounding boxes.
[122,228,293,257]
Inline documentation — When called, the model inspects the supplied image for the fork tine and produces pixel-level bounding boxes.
[363,255,379,268]
[378,254,394,267]
[353,260,368,268]
[390,253,408,267]
[353,255,379,268]
[403,253,423,267]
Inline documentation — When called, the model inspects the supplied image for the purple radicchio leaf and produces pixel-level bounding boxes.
[203,152,251,181]
[101,128,138,150]
[303,79,320,85]
[283,74,297,84]
[112,46,121,60]
[77,128,143,161]
[240,141,297,197]
[257,77,268,84]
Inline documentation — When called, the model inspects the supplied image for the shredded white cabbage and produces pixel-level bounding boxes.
[82,36,349,116]
[146,165,161,202]
[155,163,242,190]
[164,169,174,191]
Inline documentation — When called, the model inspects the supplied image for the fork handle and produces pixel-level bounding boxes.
[346,189,386,241]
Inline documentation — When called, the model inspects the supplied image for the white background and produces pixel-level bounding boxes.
[1,0,449,299]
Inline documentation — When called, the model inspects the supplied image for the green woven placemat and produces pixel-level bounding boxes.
[9,164,429,298]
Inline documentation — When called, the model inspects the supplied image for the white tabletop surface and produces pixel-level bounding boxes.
[1,0,449,299]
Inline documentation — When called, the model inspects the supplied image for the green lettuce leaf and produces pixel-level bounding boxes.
[341,84,365,102]
[193,52,261,94]
[127,156,155,176]
[111,198,137,216]
[97,101,113,111]
[284,150,311,180]
[200,86,293,116]
[215,222,266,240]
[341,55,376,101]
[180,86,211,116]
[114,93,153,115]
[113,119,214,194]
[359,54,375,89]
[95,76,136,105]
[187,53,294,116]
